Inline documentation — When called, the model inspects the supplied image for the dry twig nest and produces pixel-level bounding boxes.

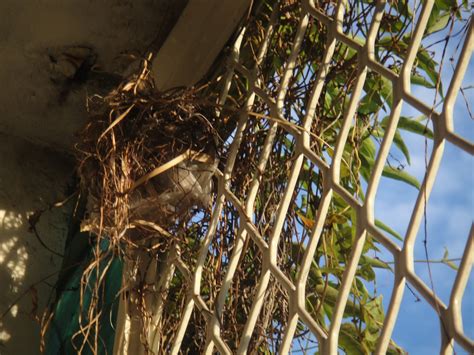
[76,57,220,250]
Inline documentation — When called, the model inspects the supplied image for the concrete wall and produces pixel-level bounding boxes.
[0,134,73,354]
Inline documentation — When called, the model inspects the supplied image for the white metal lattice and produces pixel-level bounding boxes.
[121,1,473,354]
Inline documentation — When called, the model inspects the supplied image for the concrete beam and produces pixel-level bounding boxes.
[153,0,251,90]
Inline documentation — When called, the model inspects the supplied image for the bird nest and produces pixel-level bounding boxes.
[47,57,232,353]
[76,58,221,251]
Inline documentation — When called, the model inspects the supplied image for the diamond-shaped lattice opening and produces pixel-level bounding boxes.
[152,266,198,353]
[289,320,321,354]
[337,68,399,208]
[243,275,290,353]
[390,278,445,353]
[374,0,426,68]
[340,1,379,43]
[410,3,472,109]
[310,0,338,20]
[175,213,214,275]
[335,252,399,354]
[306,46,362,169]
[452,59,474,141]
[412,143,472,306]
[355,243,398,352]
[197,204,242,317]
[178,304,208,353]
[245,4,307,95]
[230,127,298,237]
[272,217,301,284]
[462,268,474,340]
[371,103,434,246]
[301,190,357,315]
[226,99,294,204]
[303,253,337,334]
[213,234,264,351]
[278,23,328,125]
[273,157,324,284]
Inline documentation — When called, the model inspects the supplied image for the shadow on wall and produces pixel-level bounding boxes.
[0,133,74,354]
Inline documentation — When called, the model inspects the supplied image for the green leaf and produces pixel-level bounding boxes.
[411,73,435,89]
[426,11,451,34]
[358,142,420,189]
[360,136,377,161]
[358,263,376,281]
[311,284,361,318]
[382,116,434,139]
[441,247,459,270]
[382,166,421,189]
[443,260,459,271]
[360,255,392,269]
[371,127,411,164]
[359,73,394,114]
[358,138,377,183]
[272,56,283,71]
[365,296,385,327]
[388,340,408,355]
[359,94,382,115]
[435,0,457,10]
[415,47,443,96]
[358,163,371,184]
[362,296,385,352]
[393,129,411,165]
[379,76,394,109]
[355,277,370,303]
[398,116,434,139]
[339,323,365,355]
[380,14,404,33]
[350,207,357,240]
[375,219,403,241]
[398,0,414,18]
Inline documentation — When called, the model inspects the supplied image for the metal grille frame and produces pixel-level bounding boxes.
[153,1,473,353]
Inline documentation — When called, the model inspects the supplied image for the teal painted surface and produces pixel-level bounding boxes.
[45,236,122,355]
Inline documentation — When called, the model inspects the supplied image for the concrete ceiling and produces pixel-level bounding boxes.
[0,0,187,151]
